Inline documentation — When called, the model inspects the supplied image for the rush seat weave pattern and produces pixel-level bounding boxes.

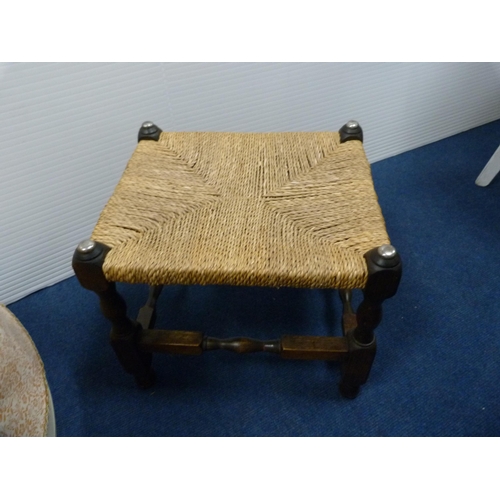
[91,132,390,289]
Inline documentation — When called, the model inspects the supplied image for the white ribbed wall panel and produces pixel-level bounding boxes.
[0,63,171,304]
[2,62,500,304]
[159,62,500,162]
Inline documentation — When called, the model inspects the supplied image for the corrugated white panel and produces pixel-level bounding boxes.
[2,62,500,304]
[0,63,171,304]
[160,62,500,162]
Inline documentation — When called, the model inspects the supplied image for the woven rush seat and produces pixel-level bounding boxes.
[91,131,390,290]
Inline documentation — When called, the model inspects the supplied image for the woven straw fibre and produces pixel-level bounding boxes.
[91,132,390,289]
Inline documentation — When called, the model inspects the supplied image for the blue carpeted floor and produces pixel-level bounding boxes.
[9,120,500,436]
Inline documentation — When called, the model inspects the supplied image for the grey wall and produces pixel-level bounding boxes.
[2,62,500,304]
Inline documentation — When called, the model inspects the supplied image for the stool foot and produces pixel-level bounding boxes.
[110,326,154,387]
[339,333,376,398]
[135,367,156,389]
[339,382,360,399]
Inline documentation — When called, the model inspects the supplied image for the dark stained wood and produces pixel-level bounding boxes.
[138,329,203,355]
[137,285,163,329]
[203,337,280,354]
[352,247,402,344]
[281,336,349,361]
[343,313,357,336]
[339,246,402,398]
[339,289,357,335]
[72,241,155,389]
[339,289,354,313]
[137,330,349,361]
[98,283,155,389]
[339,334,376,399]
[73,244,402,398]
[339,121,363,143]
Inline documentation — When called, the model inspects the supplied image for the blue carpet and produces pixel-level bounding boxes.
[9,120,500,436]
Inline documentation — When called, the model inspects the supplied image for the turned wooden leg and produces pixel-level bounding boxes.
[137,285,163,329]
[72,240,155,389]
[339,289,357,336]
[339,244,402,399]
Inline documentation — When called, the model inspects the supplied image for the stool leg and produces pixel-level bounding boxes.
[72,240,155,389]
[339,245,402,398]
[339,289,356,335]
